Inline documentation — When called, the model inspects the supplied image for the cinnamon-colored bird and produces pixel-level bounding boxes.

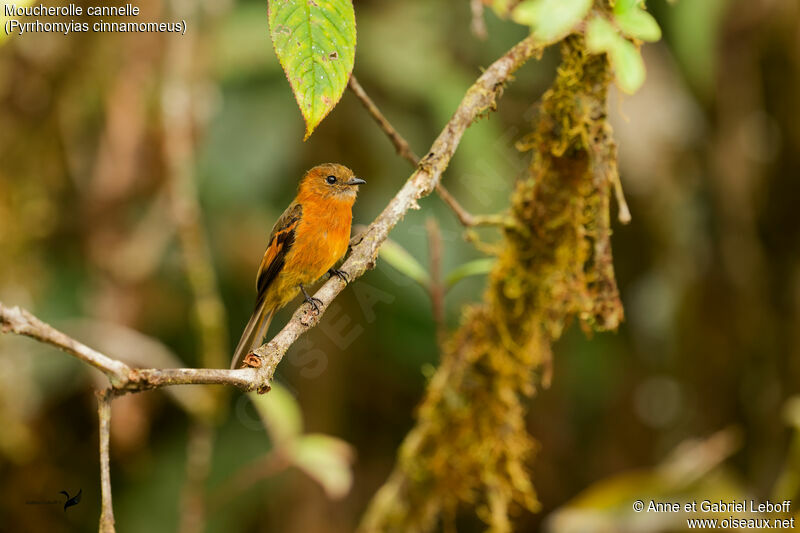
[231,163,365,369]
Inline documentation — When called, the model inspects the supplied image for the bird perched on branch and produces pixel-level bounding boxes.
[231,163,365,369]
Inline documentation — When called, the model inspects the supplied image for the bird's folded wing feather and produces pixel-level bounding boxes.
[255,202,303,305]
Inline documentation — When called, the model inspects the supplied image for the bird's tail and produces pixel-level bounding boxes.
[231,299,274,369]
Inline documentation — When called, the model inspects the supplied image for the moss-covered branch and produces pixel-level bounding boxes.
[358,37,624,533]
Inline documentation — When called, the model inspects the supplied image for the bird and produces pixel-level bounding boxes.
[231,163,365,369]
[59,488,81,511]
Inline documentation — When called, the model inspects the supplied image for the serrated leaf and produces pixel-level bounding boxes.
[249,385,303,445]
[609,37,646,94]
[268,0,356,140]
[378,238,431,288]
[511,0,592,44]
[614,7,661,42]
[290,434,354,499]
[445,258,497,289]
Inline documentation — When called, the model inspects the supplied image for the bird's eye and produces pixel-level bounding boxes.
[326,175,337,184]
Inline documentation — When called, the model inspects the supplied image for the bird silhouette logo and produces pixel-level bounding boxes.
[59,489,82,511]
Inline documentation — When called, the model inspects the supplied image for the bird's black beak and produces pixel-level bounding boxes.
[347,177,366,185]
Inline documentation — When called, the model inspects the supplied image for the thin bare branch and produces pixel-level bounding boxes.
[97,389,115,533]
[348,73,513,230]
[433,182,475,226]
[1,304,131,387]
[348,75,420,167]
[122,367,259,391]
[0,301,264,392]
[434,183,516,229]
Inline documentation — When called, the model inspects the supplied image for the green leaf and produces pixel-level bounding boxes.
[612,0,641,15]
[378,238,431,288]
[614,7,662,42]
[586,15,647,94]
[488,0,516,18]
[445,258,497,289]
[290,434,354,499]
[609,37,646,94]
[511,0,592,44]
[249,385,303,445]
[586,16,619,53]
[268,0,356,140]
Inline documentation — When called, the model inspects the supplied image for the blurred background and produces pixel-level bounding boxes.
[1,0,799,531]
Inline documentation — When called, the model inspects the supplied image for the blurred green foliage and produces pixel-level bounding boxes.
[1,0,799,532]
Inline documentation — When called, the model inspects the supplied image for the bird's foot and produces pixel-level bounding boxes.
[328,268,349,284]
[299,284,323,314]
[304,296,323,314]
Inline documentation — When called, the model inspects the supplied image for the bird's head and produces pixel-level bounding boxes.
[297,163,365,204]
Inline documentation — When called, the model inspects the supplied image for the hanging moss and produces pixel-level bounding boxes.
[359,37,624,533]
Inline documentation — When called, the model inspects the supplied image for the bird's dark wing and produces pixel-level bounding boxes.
[73,489,82,504]
[255,202,302,306]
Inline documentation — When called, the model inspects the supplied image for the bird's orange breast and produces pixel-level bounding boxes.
[284,197,352,283]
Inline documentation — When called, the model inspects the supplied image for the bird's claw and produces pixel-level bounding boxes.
[305,296,323,314]
[328,268,349,284]
[299,283,323,314]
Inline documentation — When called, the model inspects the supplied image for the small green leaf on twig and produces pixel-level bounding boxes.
[249,387,355,500]
[587,15,647,94]
[379,238,431,288]
[511,0,592,44]
[488,0,516,18]
[586,15,619,50]
[290,434,354,499]
[249,385,302,445]
[612,0,642,15]
[614,7,661,42]
[268,0,356,140]
[446,258,497,289]
[611,38,647,94]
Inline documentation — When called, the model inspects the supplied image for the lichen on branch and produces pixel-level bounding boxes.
[359,36,624,533]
